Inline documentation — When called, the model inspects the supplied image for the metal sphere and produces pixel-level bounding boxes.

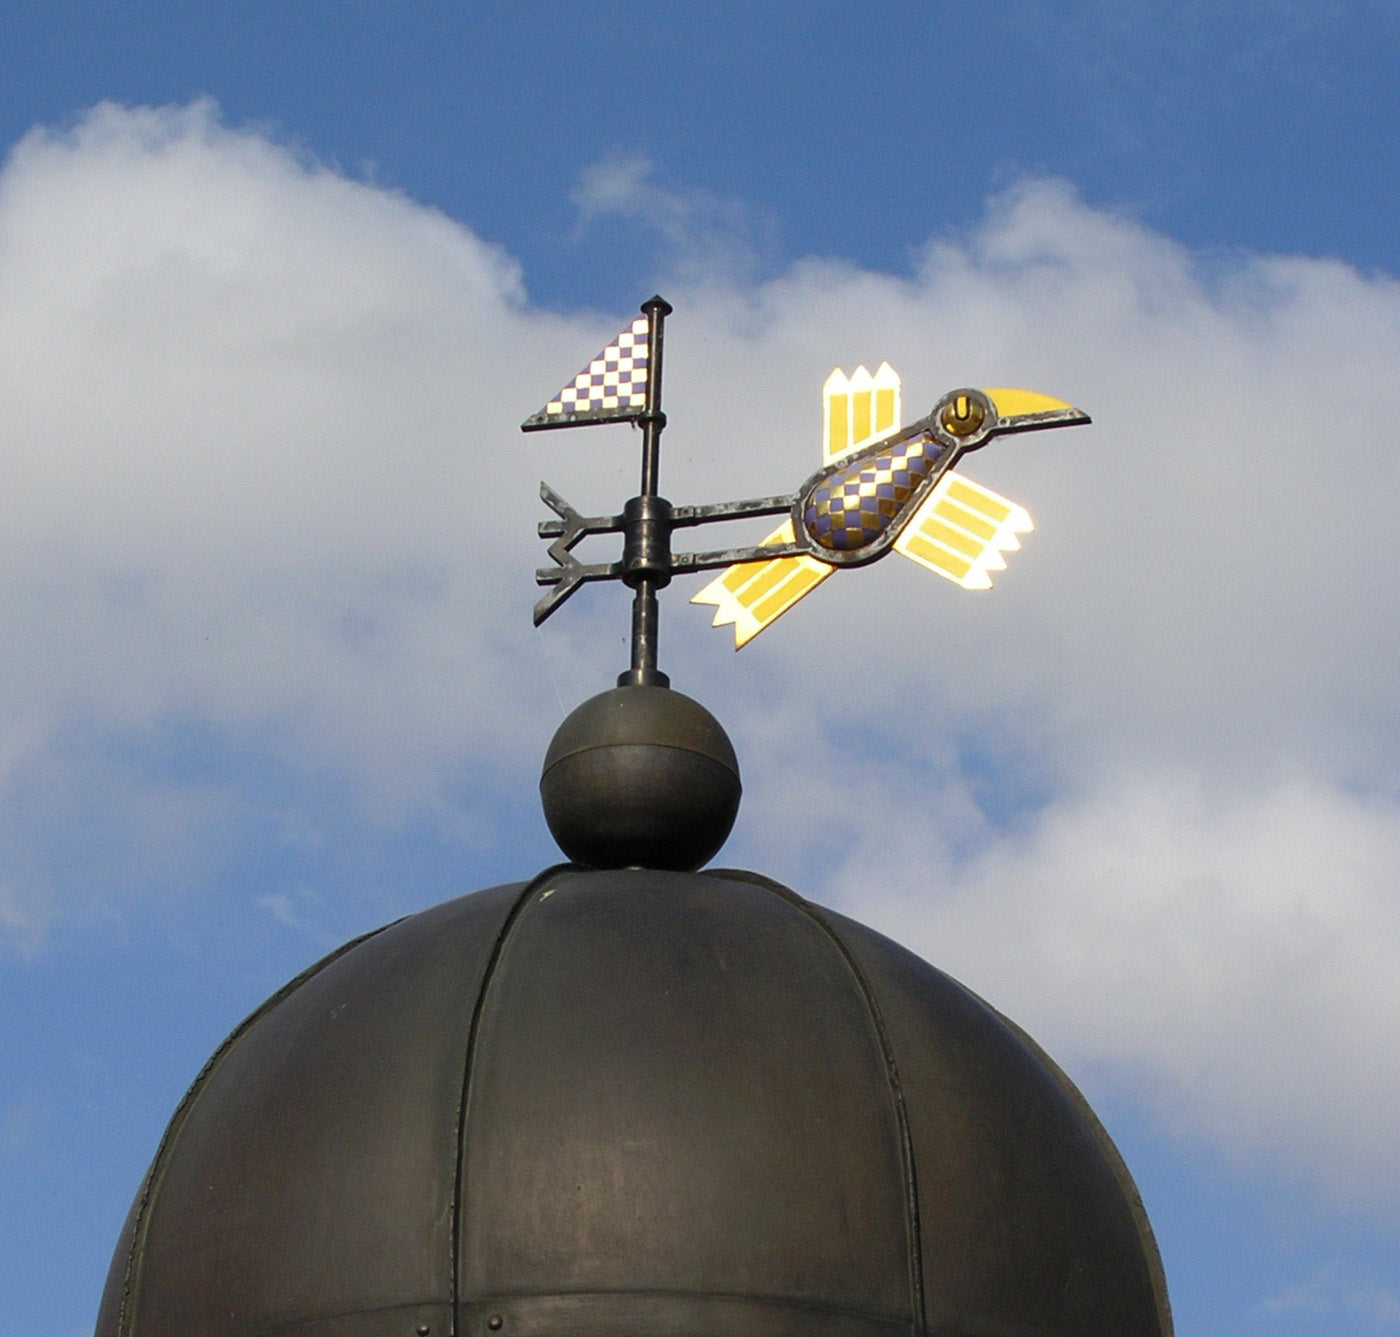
[539,685,741,871]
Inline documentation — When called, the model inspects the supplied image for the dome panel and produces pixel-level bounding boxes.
[816,899,1171,1337]
[98,882,526,1337]
[457,869,912,1327]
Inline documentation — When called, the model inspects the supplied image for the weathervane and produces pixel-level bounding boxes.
[524,296,1089,678]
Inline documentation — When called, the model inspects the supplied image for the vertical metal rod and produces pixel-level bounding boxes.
[639,294,670,497]
[624,295,673,686]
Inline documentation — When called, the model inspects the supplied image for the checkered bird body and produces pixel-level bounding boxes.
[802,428,950,555]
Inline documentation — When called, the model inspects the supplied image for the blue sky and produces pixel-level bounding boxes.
[3,5,1400,1335]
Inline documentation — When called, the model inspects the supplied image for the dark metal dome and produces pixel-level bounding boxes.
[96,865,1172,1337]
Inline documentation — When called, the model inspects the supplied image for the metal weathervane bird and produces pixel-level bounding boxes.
[523,297,1088,680]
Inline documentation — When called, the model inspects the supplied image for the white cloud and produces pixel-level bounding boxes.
[0,100,576,808]
[2,103,1399,1210]
[1261,1263,1400,1330]
[0,882,44,957]
[569,151,776,286]
[820,772,1400,1210]
[256,886,343,952]
[0,1093,39,1162]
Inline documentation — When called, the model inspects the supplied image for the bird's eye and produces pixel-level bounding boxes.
[939,392,986,438]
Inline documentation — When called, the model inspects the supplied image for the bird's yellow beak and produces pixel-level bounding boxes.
[984,388,1091,434]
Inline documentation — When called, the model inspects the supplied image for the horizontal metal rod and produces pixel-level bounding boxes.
[537,541,822,588]
[669,494,796,526]
[670,542,810,572]
[537,514,624,539]
[532,559,625,625]
[536,560,622,587]
[533,482,820,626]
[539,494,794,539]
[537,483,624,540]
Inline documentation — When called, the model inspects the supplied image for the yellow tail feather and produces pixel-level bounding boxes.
[690,522,834,649]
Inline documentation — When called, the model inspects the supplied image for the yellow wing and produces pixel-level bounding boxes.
[894,471,1032,588]
[691,363,899,648]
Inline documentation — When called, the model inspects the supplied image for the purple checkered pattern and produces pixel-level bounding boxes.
[537,317,650,422]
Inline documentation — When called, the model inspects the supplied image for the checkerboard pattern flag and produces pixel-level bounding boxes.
[522,317,651,430]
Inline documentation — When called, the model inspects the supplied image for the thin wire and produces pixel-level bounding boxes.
[533,622,569,719]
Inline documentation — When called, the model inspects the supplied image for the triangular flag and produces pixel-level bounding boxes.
[522,316,652,430]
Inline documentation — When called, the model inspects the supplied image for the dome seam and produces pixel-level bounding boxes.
[704,868,928,1337]
[451,865,572,1335]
